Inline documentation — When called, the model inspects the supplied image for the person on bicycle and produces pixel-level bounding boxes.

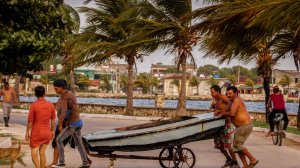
[266,86,289,137]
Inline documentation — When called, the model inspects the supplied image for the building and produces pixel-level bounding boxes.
[150,63,197,79]
[271,69,300,97]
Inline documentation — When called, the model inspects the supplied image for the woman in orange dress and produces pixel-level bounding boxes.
[26,86,56,168]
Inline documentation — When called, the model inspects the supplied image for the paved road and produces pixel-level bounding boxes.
[7,113,300,168]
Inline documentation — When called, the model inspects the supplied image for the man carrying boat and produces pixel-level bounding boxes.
[210,85,239,168]
[216,86,259,168]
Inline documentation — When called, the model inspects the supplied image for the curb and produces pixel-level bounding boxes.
[253,127,300,144]
[2,109,164,121]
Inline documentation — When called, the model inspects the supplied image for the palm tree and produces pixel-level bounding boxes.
[171,79,181,96]
[79,0,159,115]
[151,77,160,94]
[244,79,255,97]
[39,74,50,91]
[76,75,91,90]
[189,76,200,95]
[119,74,128,93]
[192,0,285,122]
[100,74,111,93]
[207,77,219,86]
[277,75,292,96]
[58,3,81,95]
[138,0,200,116]
[134,73,153,94]
[192,0,300,127]
[227,75,237,86]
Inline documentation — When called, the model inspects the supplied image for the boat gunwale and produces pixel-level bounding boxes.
[84,116,224,142]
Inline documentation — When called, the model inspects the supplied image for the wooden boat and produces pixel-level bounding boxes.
[83,113,225,154]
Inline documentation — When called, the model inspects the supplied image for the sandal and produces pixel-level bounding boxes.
[248,160,259,168]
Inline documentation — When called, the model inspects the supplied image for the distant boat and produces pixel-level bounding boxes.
[83,113,225,153]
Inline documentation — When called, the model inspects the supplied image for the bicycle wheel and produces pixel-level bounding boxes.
[272,122,279,145]
[278,121,283,146]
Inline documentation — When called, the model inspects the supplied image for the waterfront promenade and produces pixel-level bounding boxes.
[1,112,300,168]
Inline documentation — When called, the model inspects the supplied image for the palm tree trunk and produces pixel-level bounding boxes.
[263,77,271,122]
[69,69,76,95]
[14,75,20,102]
[125,56,135,115]
[177,57,187,116]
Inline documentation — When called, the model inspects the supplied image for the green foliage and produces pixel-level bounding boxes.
[207,77,219,86]
[39,75,49,85]
[119,74,128,93]
[100,74,111,93]
[189,76,200,87]
[226,75,237,86]
[134,73,157,94]
[75,74,91,90]
[277,75,292,87]
[197,65,219,76]
[0,0,72,76]
[244,79,255,88]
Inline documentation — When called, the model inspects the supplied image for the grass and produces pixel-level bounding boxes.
[253,120,300,136]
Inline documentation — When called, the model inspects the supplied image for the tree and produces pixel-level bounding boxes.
[0,0,71,76]
[119,74,128,93]
[277,75,292,95]
[189,76,200,95]
[39,74,51,91]
[171,79,181,96]
[226,75,237,86]
[100,74,111,93]
[76,75,91,90]
[193,0,300,126]
[79,0,159,115]
[57,4,82,95]
[207,77,219,86]
[244,79,255,97]
[139,0,200,116]
[193,0,284,122]
[197,65,219,77]
[134,73,153,94]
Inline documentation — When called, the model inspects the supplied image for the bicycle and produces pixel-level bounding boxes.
[271,113,284,146]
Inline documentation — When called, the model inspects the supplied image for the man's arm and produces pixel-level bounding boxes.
[58,98,68,131]
[267,97,272,112]
[220,98,239,117]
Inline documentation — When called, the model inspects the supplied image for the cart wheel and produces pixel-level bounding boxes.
[159,147,178,168]
[173,148,196,168]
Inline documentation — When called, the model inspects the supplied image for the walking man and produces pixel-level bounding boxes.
[210,85,239,168]
[0,82,19,127]
[52,79,90,168]
[216,86,258,168]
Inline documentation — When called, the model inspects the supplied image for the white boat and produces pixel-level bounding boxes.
[83,113,225,153]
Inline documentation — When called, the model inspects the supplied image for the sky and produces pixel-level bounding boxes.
[64,0,297,73]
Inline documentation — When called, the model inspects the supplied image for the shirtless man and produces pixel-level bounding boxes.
[0,82,19,127]
[210,85,239,168]
[217,86,258,168]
